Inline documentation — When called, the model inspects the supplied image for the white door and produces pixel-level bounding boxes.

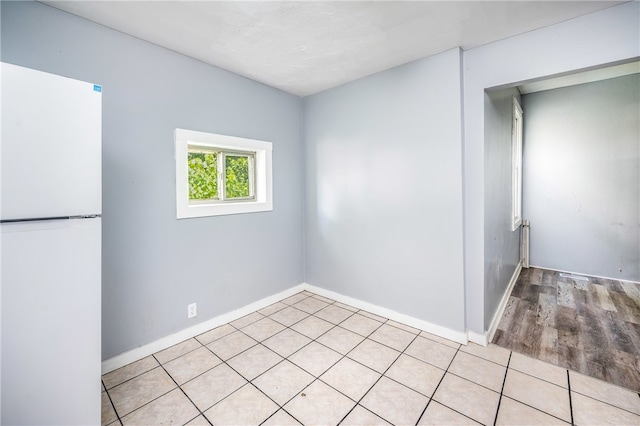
[1,218,101,425]
[1,62,102,220]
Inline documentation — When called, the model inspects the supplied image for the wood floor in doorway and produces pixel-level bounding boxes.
[492,267,640,392]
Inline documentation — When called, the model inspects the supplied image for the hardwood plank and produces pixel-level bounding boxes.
[558,329,583,351]
[609,291,640,325]
[625,321,640,354]
[621,281,640,300]
[557,282,576,309]
[536,293,557,327]
[579,315,608,351]
[496,296,519,332]
[504,298,530,337]
[557,342,586,372]
[572,279,590,291]
[529,267,543,285]
[536,326,559,365]
[522,284,543,304]
[492,329,507,346]
[541,269,558,288]
[602,312,637,354]
[608,364,640,393]
[517,309,543,357]
[593,284,618,312]
[583,290,604,318]
[555,306,582,349]
[593,276,626,294]
[610,348,640,372]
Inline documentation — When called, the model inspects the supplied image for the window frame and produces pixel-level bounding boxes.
[187,146,256,203]
[175,128,272,219]
[511,96,523,231]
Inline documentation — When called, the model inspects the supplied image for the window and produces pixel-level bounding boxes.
[175,128,272,218]
[511,96,523,231]
[188,149,255,202]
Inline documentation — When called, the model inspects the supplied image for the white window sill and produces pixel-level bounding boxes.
[177,200,272,219]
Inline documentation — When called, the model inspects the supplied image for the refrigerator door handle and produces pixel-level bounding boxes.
[0,214,101,224]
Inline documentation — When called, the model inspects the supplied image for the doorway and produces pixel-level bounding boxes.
[487,63,640,392]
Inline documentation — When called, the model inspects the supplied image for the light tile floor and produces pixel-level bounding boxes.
[102,291,640,425]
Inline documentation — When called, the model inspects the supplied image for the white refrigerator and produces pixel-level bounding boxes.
[1,62,102,425]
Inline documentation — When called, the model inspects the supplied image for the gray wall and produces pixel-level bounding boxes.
[1,1,304,359]
[484,88,522,329]
[523,74,640,282]
[463,1,639,334]
[303,48,466,332]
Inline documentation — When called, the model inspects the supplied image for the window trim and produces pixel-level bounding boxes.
[175,128,272,219]
[511,96,523,231]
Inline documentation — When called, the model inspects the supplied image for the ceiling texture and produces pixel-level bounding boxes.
[42,1,627,96]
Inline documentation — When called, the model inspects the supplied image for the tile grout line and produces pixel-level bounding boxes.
[414,343,463,425]
[419,345,489,424]
[211,340,283,418]
[223,297,375,423]
[258,402,305,426]
[492,351,512,426]
[320,315,422,424]
[153,353,213,426]
[107,356,204,425]
[336,331,421,425]
[567,370,575,426]
[196,343,288,422]
[224,298,361,395]
[106,363,181,423]
[103,379,124,426]
[252,322,360,423]
[302,307,391,424]
[491,364,574,424]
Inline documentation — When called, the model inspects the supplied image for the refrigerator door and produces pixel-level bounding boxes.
[1,218,101,425]
[1,62,102,220]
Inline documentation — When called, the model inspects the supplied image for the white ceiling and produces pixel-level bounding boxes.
[42,1,627,96]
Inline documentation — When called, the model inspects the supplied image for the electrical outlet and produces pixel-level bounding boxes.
[187,303,197,319]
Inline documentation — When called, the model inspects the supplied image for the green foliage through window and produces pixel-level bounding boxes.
[188,152,218,200]
[225,155,250,198]
[188,150,253,201]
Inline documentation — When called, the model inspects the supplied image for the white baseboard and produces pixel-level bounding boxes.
[467,261,522,347]
[467,330,488,346]
[485,261,523,345]
[101,283,307,374]
[103,281,473,373]
[529,265,640,285]
[301,283,468,345]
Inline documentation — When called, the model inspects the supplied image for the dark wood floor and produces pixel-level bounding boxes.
[493,267,640,392]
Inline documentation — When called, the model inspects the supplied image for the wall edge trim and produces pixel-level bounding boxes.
[485,261,523,345]
[468,261,522,346]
